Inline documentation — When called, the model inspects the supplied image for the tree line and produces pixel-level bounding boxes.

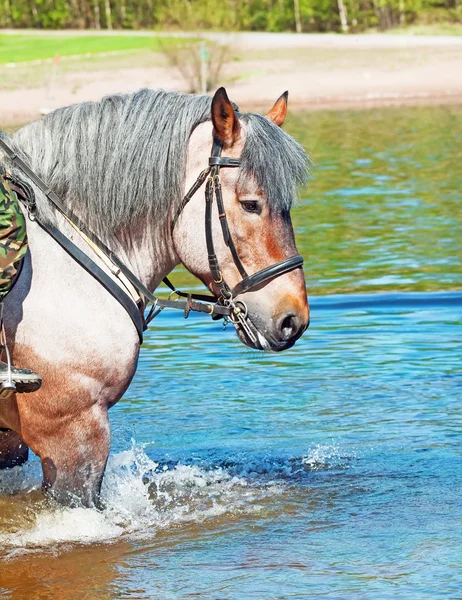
[1,0,459,33]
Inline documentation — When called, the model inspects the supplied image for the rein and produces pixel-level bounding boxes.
[0,135,303,344]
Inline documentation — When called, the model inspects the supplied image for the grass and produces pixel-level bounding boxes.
[0,50,169,92]
[1,25,461,66]
[0,33,186,65]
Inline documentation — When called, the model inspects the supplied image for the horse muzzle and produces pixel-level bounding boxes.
[234,302,310,352]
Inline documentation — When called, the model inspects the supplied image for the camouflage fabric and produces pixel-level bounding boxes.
[0,178,27,299]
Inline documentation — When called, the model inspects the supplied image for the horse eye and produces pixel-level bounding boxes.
[241,201,259,213]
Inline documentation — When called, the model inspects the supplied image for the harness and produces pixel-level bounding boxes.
[0,135,303,344]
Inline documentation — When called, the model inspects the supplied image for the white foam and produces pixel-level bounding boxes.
[0,440,279,555]
[5,507,124,548]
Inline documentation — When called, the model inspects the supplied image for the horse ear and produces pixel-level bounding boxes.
[266,91,288,127]
[211,87,241,148]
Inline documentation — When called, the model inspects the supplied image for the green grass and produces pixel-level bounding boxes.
[1,25,460,66]
[0,34,185,65]
[0,50,168,92]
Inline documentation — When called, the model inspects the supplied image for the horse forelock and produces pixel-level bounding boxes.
[11,89,309,236]
[239,114,310,212]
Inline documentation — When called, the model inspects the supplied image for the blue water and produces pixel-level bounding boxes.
[95,290,461,599]
[1,293,461,600]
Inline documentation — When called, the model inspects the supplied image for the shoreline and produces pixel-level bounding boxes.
[1,31,461,126]
[4,95,462,130]
[250,92,462,113]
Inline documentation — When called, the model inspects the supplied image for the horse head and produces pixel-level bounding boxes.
[173,88,310,352]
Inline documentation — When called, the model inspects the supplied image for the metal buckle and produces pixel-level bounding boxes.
[209,157,241,167]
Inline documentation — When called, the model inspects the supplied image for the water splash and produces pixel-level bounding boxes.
[302,444,357,471]
[0,440,284,556]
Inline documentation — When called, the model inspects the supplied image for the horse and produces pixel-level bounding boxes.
[0,87,310,507]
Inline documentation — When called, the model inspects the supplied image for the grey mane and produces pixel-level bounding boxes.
[11,89,309,235]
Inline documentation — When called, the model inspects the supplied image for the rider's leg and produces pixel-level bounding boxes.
[0,178,41,397]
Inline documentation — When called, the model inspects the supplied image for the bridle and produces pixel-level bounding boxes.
[0,133,303,345]
[171,137,304,343]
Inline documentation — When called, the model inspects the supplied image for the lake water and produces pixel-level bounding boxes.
[1,104,461,599]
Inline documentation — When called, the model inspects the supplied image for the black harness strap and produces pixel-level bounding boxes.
[40,220,145,342]
[0,141,147,295]
[161,276,217,304]
[171,167,210,233]
[0,138,233,336]
[205,177,224,287]
[213,141,247,274]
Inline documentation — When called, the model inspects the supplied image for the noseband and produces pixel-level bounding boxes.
[171,138,303,341]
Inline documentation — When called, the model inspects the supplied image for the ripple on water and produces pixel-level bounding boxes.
[0,437,363,558]
[0,289,460,599]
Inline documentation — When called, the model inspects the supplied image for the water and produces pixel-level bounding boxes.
[171,104,462,296]
[1,105,461,598]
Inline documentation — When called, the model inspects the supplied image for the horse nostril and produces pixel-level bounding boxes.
[279,314,299,342]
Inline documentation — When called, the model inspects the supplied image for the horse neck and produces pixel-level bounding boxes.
[108,219,179,293]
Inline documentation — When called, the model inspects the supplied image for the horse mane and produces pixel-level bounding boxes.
[11,89,309,235]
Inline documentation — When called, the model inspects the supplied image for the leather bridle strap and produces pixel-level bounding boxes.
[231,254,304,296]
[201,139,303,300]
[171,137,304,303]
[210,146,248,280]
[205,175,224,287]
[171,167,210,233]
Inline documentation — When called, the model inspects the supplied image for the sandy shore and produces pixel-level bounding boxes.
[1,31,462,126]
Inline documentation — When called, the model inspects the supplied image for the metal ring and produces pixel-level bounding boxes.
[228,300,248,324]
[235,301,248,319]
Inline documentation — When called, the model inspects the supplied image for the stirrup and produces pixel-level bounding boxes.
[0,345,16,399]
[0,303,16,399]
